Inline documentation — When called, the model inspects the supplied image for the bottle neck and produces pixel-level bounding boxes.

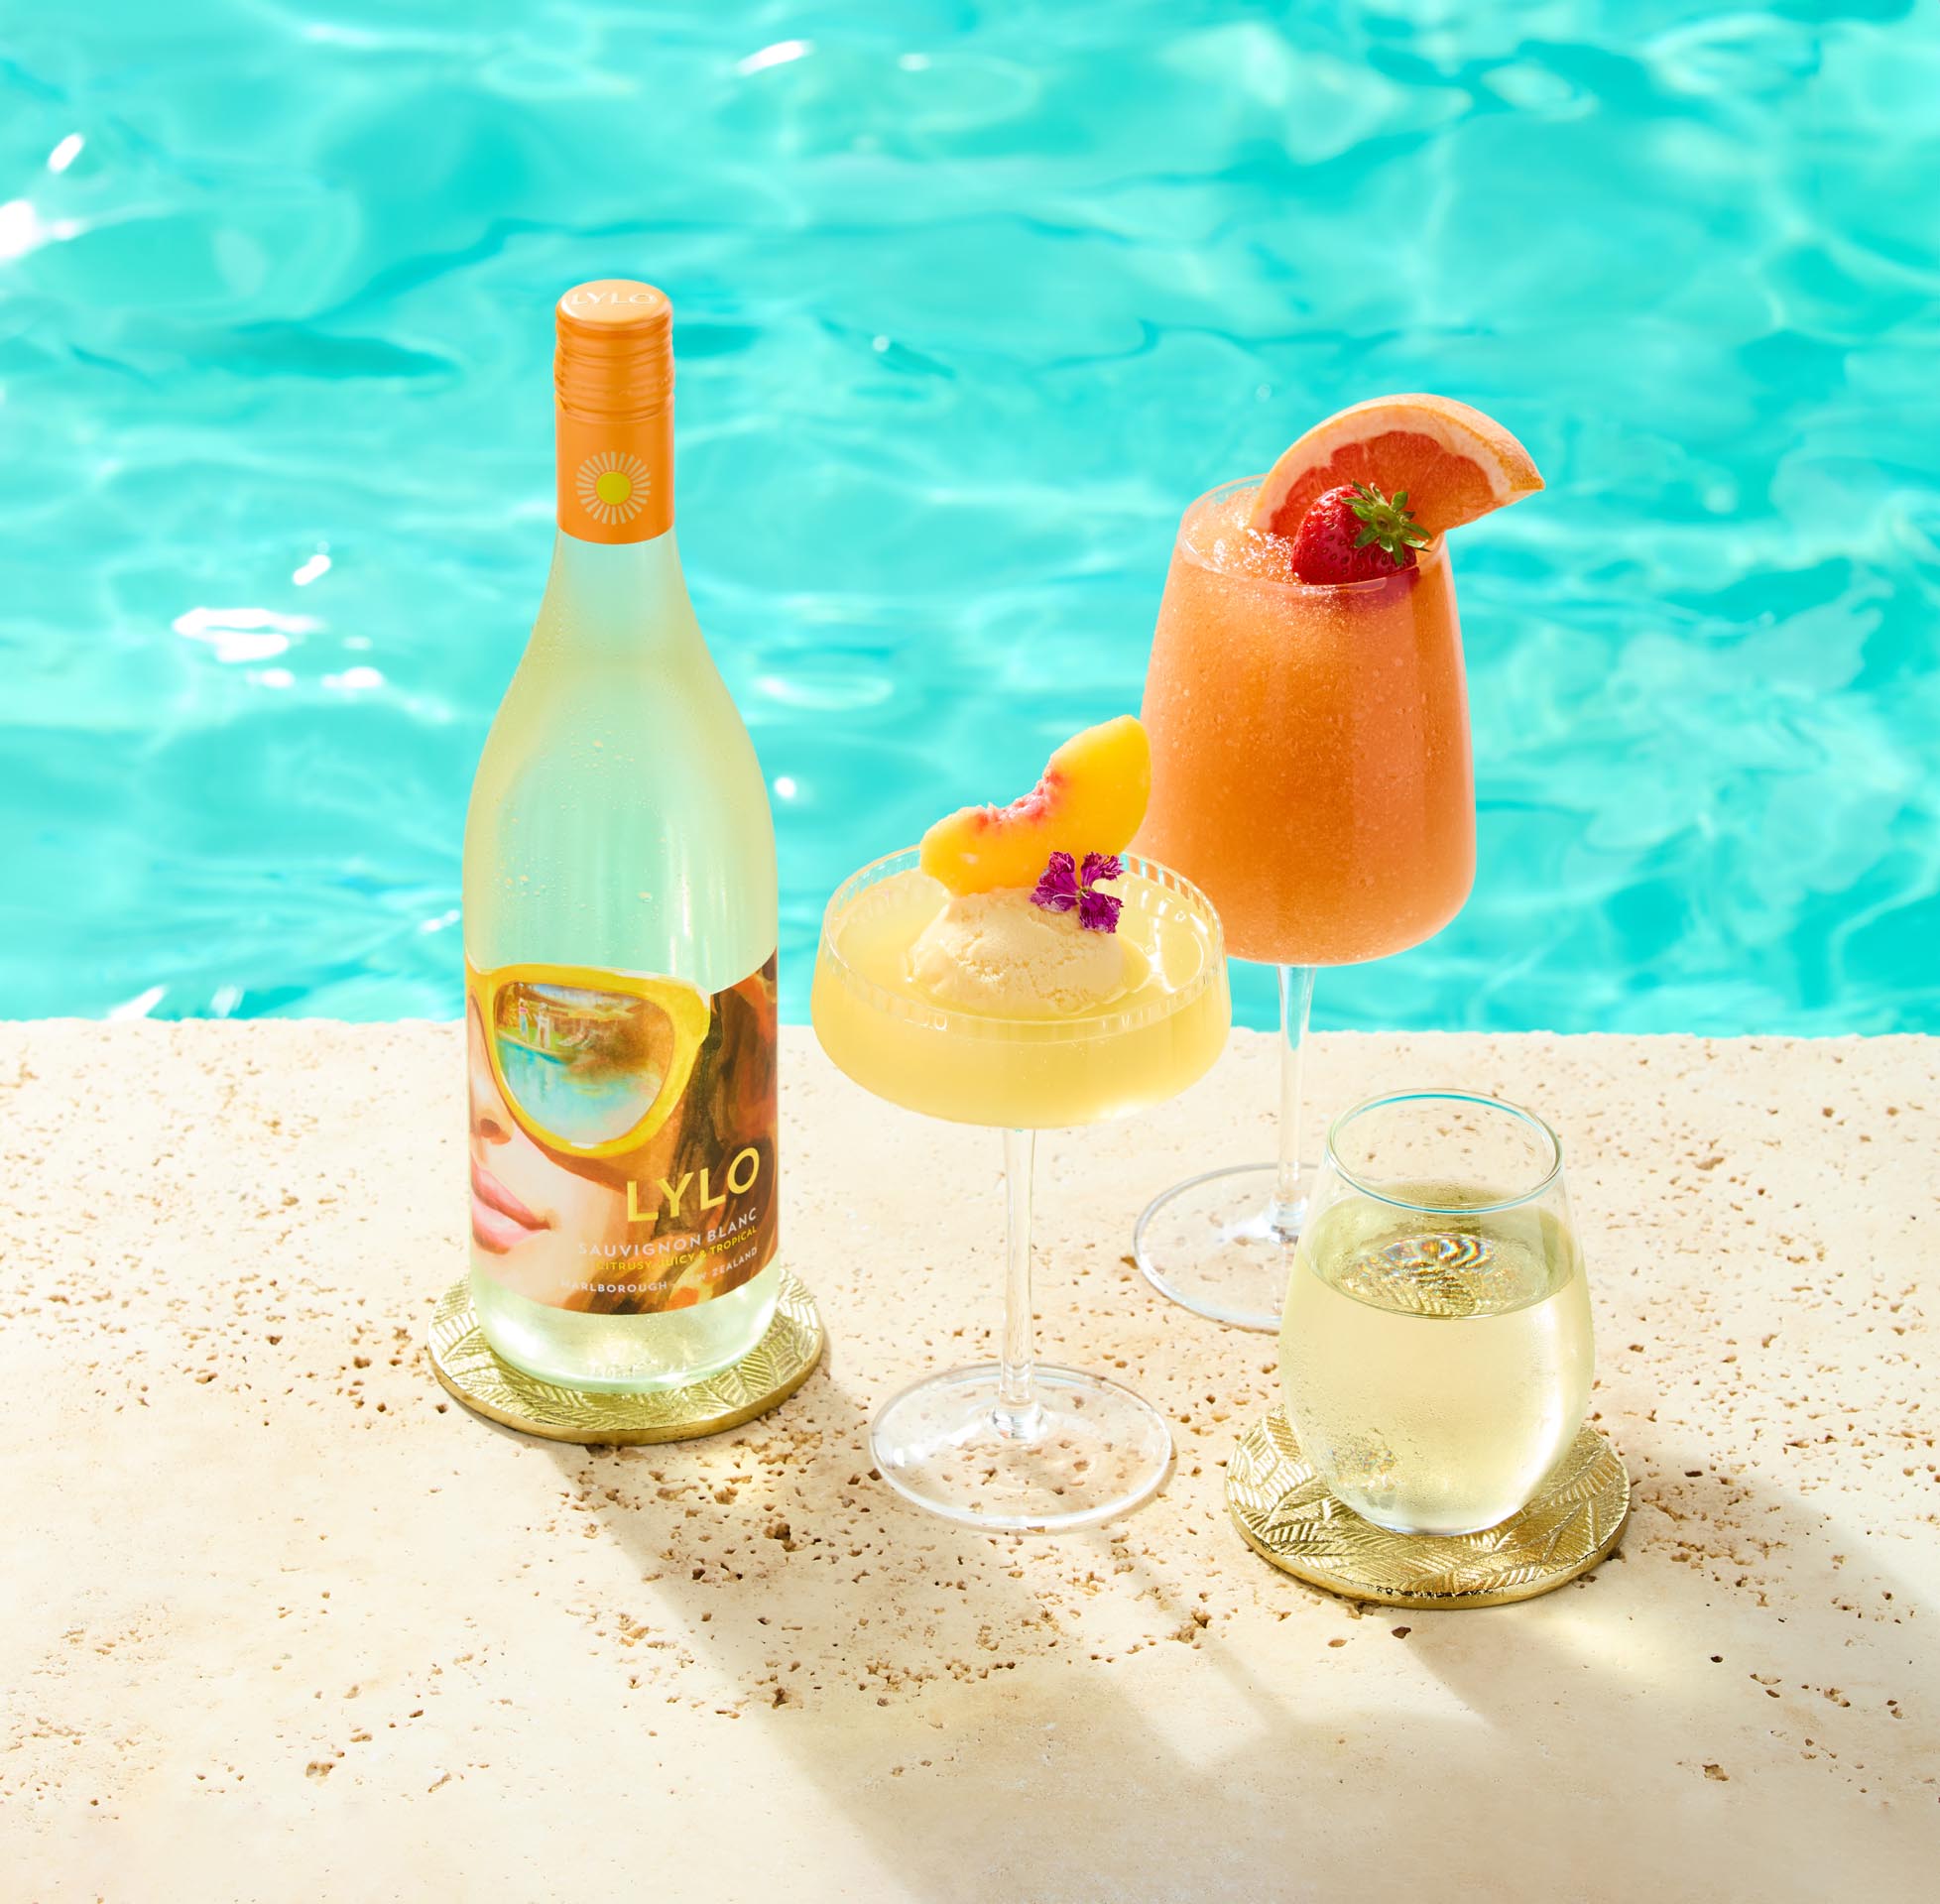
[541,528,695,655]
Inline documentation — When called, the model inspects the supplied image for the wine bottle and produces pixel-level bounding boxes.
[462,279,781,1392]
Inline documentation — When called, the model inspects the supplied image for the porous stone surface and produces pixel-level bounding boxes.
[2,1024,1934,1900]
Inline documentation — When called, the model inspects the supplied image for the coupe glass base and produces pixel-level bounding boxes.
[1134,1161,1317,1332]
[869,1364,1173,1533]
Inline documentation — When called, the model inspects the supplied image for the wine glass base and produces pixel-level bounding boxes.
[1133,1161,1315,1332]
[869,1364,1173,1533]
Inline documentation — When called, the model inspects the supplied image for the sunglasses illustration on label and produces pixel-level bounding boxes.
[466,955,779,1316]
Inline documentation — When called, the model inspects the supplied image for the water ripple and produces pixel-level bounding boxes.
[0,1,1935,1033]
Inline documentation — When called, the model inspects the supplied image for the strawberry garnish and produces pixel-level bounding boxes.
[1287,482,1430,585]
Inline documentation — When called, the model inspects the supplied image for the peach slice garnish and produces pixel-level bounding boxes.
[919,716,1151,897]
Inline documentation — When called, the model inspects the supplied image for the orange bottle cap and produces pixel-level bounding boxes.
[554,279,674,541]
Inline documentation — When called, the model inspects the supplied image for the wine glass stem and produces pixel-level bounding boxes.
[1270,964,1316,1240]
[995,1128,1045,1443]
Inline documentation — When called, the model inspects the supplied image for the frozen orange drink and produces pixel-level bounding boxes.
[1140,482,1473,967]
[1132,395,1543,1331]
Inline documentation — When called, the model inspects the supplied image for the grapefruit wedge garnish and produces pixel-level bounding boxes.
[1249,395,1542,541]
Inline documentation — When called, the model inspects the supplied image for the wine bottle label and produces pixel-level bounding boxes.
[465,952,779,1314]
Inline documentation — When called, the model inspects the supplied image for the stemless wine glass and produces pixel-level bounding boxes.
[1280,1090,1594,1536]
[1133,476,1476,1331]
[811,848,1229,1532]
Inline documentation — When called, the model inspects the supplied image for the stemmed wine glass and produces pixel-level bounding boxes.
[812,848,1229,1531]
[1133,476,1475,1331]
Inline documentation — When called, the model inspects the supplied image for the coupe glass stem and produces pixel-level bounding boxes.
[994,1128,1045,1443]
[1269,964,1316,1241]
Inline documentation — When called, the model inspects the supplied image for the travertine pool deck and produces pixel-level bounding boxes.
[3,1024,1934,1901]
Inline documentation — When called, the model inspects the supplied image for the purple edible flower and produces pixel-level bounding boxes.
[1031,850,1123,933]
[1077,886,1122,934]
[1031,851,1080,912]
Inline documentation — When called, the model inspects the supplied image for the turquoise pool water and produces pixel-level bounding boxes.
[2,4,1936,1034]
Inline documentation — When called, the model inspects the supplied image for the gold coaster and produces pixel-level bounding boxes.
[1228,1408,1630,1609]
[428,1271,824,1445]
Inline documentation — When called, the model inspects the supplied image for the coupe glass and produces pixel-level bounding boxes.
[1281,1090,1594,1536]
[812,849,1229,1532]
[1134,476,1476,1330]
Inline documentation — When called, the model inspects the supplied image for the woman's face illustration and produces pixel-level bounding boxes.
[467,1000,628,1306]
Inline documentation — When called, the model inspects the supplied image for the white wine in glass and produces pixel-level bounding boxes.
[1279,1093,1594,1536]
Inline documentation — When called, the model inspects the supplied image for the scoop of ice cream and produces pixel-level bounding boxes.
[909,887,1129,1018]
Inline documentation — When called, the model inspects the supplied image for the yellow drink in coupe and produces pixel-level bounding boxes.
[811,863,1227,1129]
[1280,1191,1593,1534]
[811,715,1229,1532]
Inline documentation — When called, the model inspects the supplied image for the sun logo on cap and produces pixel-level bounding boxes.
[575,450,652,526]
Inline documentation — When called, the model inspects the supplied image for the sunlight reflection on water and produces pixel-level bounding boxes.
[1,2,1935,1033]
